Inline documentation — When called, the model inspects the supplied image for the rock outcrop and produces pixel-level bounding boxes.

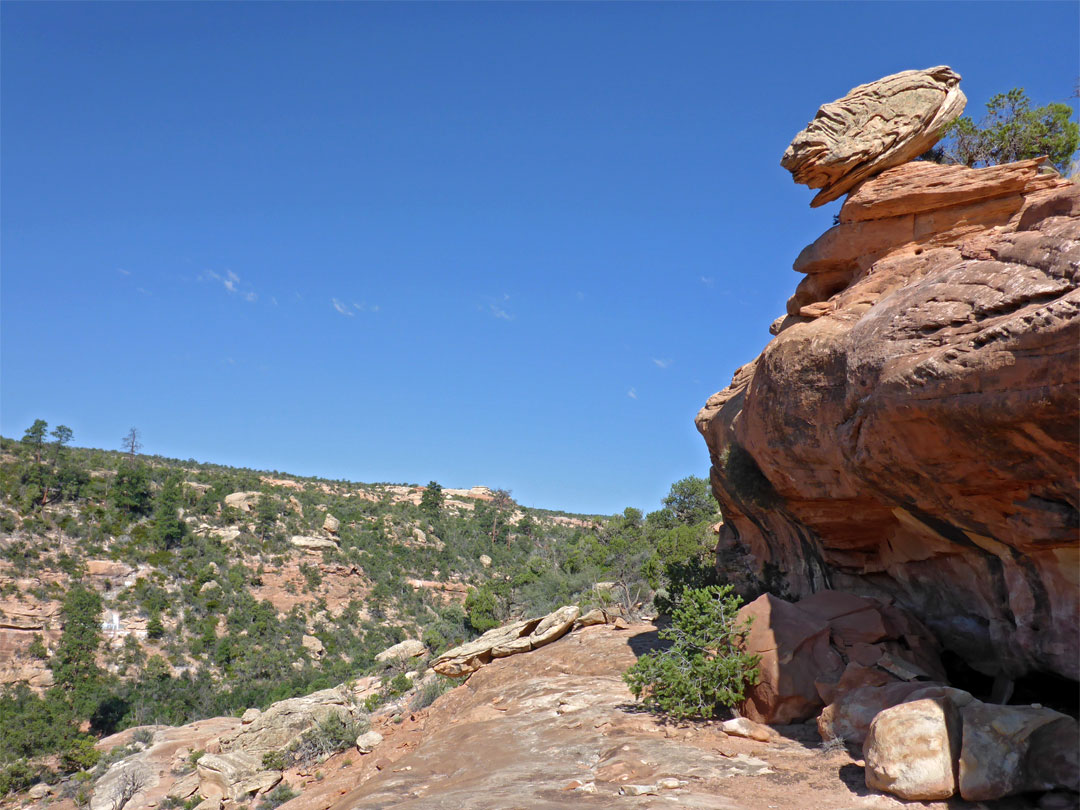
[217,684,364,756]
[782,66,966,206]
[856,687,1078,801]
[736,590,943,724]
[697,158,1079,682]
[432,605,580,677]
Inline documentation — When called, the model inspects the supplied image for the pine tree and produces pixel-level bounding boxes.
[50,585,105,719]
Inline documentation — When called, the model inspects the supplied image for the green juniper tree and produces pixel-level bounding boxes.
[932,88,1079,172]
[50,585,106,719]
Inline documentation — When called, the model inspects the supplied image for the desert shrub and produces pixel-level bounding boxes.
[261,751,287,771]
[408,676,455,711]
[623,585,759,720]
[291,714,368,764]
[257,784,298,810]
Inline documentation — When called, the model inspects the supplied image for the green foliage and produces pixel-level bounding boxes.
[623,585,759,720]
[937,88,1079,172]
[292,713,368,765]
[59,737,100,772]
[419,481,444,517]
[257,784,299,810]
[464,585,500,633]
[51,585,105,719]
[409,675,454,711]
[386,673,412,696]
[662,476,718,526]
[150,474,187,550]
[261,750,287,771]
[111,463,153,517]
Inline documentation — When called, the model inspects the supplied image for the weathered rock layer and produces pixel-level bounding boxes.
[697,159,1079,682]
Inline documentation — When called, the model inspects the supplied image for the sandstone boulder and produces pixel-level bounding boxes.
[737,594,843,724]
[224,491,261,512]
[323,513,340,534]
[302,634,325,657]
[355,730,383,754]
[197,752,280,801]
[375,639,427,663]
[525,605,580,649]
[863,697,961,800]
[958,702,1080,800]
[720,717,778,743]
[818,682,970,747]
[217,685,362,756]
[782,66,966,207]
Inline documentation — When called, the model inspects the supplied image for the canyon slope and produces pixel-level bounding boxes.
[697,156,1079,683]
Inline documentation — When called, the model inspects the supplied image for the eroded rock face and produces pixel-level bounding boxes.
[782,66,966,207]
[736,591,942,724]
[696,162,1079,682]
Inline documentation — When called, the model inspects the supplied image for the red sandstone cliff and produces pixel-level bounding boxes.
[696,158,1079,683]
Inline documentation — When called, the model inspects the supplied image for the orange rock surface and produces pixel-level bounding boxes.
[697,162,1079,682]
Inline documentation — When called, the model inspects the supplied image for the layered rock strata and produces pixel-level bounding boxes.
[697,159,1079,682]
[782,66,966,207]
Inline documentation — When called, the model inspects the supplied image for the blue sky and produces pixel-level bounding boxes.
[3,2,1077,514]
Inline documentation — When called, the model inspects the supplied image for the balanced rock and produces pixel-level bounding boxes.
[863,697,961,800]
[782,66,966,207]
[323,513,340,534]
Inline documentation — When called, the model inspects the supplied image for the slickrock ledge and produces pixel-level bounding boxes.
[781,66,966,207]
[697,161,1080,683]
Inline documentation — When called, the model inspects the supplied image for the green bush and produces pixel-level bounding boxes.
[257,784,299,810]
[623,585,759,720]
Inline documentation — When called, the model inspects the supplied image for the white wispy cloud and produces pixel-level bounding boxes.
[486,293,514,321]
[627,388,638,400]
[201,269,257,302]
[331,299,380,317]
[652,358,671,369]
[117,268,131,276]
[700,275,714,286]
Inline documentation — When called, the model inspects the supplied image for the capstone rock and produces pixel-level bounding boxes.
[782,66,966,206]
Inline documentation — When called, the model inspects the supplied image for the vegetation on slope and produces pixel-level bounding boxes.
[0,419,726,796]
